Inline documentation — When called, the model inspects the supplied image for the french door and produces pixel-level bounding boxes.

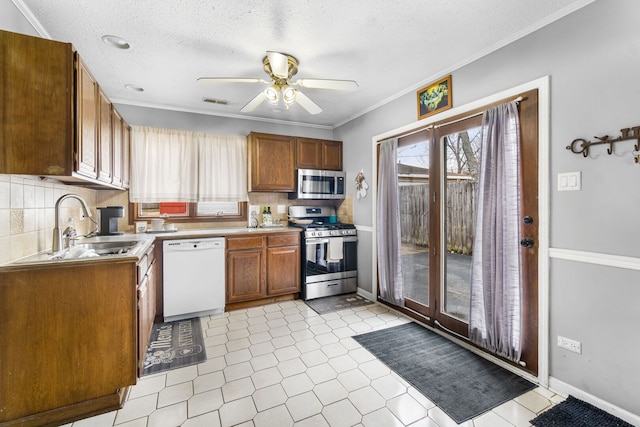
[393,89,539,374]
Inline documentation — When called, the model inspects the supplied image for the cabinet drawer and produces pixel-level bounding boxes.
[226,236,265,250]
[267,233,300,247]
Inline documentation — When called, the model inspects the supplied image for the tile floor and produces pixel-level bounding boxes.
[66,299,565,427]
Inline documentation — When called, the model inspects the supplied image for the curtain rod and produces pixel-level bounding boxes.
[377,95,524,143]
[434,96,523,129]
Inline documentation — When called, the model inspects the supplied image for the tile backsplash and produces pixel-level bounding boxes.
[0,174,355,265]
[0,174,99,264]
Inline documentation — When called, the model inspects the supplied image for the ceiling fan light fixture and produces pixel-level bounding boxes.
[264,85,279,104]
[282,86,296,105]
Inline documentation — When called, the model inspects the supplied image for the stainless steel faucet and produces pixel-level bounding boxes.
[52,194,93,253]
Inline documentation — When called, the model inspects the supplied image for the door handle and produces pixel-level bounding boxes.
[520,237,535,248]
[523,216,534,225]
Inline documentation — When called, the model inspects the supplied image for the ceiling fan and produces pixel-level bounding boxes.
[197,51,358,115]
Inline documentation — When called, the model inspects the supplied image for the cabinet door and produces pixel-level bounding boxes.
[137,260,156,376]
[97,89,112,183]
[75,57,99,178]
[112,108,124,188]
[0,30,73,176]
[122,125,131,189]
[267,245,301,296]
[321,140,343,170]
[226,248,265,303]
[248,132,296,191]
[296,137,322,169]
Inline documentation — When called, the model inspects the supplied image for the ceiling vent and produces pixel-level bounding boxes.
[202,97,229,105]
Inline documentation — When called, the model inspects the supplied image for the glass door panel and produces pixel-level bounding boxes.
[441,126,481,323]
[397,131,431,308]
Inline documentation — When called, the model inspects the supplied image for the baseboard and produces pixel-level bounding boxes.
[548,376,640,425]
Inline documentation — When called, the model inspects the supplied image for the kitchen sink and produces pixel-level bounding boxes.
[75,241,139,256]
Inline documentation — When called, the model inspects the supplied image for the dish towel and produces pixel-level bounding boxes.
[326,237,344,262]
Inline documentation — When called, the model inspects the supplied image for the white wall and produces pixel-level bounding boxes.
[336,0,640,420]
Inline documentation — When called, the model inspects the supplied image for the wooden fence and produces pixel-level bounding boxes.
[399,181,477,255]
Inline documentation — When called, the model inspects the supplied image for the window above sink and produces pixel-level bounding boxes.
[131,201,247,223]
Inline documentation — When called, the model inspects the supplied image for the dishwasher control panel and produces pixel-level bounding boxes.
[164,239,225,250]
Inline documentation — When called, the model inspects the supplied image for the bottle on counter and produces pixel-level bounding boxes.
[265,206,273,226]
[63,217,77,248]
[262,206,268,225]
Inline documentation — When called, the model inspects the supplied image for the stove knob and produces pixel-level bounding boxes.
[342,230,348,235]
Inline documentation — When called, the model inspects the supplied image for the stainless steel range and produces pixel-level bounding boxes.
[288,206,358,300]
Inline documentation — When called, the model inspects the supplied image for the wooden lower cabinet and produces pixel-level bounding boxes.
[0,261,137,426]
[227,247,266,302]
[267,234,301,296]
[137,244,157,376]
[226,231,300,306]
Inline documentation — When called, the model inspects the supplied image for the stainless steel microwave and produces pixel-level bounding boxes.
[289,169,346,200]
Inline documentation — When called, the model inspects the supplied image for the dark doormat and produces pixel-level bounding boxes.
[142,317,207,376]
[305,293,374,315]
[531,395,633,427]
[353,322,536,423]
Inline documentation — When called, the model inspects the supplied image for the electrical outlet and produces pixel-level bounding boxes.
[277,205,286,214]
[557,335,582,354]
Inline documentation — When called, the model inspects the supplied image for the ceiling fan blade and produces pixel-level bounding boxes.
[294,90,322,115]
[267,51,289,79]
[197,77,267,84]
[294,79,359,91]
[241,92,267,112]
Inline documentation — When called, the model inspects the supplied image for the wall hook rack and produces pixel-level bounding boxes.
[566,126,640,163]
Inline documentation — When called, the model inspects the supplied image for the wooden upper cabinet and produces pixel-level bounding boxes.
[321,140,343,170]
[0,30,74,175]
[111,108,124,188]
[122,125,131,189]
[97,88,113,183]
[296,137,323,169]
[75,56,99,179]
[296,137,343,171]
[248,132,296,192]
[0,30,129,189]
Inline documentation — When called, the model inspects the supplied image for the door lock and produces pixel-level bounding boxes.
[520,237,535,248]
[523,216,534,225]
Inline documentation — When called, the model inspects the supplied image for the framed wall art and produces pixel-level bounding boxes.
[416,75,452,120]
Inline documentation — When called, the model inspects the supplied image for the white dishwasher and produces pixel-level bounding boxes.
[163,238,225,322]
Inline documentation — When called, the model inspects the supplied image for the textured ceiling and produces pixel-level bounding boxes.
[17,0,592,128]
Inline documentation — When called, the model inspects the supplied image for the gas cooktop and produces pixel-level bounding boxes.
[288,205,356,237]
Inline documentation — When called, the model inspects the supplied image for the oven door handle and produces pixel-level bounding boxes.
[306,236,358,244]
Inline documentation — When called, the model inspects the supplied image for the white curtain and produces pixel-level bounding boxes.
[196,133,248,202]
[130,126,248,203]
[469,101,523,363]
[376,138,404,306]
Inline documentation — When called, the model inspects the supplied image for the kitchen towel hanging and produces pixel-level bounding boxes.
[327,237,344,262]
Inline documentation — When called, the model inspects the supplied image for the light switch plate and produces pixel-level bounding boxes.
[277,205,286,214]
[557,171,581,191]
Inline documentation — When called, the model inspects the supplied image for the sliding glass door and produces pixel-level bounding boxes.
[385,89,540,374]
[398,118,481,336]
